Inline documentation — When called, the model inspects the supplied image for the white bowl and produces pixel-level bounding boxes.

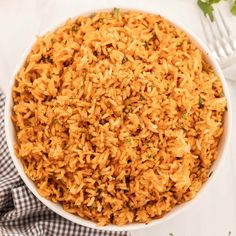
[4,7,232,232]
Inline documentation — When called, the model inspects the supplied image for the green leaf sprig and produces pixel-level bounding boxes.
[198,0,215,21]
[114,8,120,19]
[231,1,236,15]
[197,0,236,21]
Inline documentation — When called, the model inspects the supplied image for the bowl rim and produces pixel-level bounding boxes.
[4,7,232,232]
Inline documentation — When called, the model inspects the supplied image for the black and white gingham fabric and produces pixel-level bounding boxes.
[0,90,130,236]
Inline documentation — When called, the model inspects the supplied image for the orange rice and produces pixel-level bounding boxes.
[12,10,226,226]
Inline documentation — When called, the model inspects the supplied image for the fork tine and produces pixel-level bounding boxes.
[217,9,231,36]
[200,16,219,59]
[214,10,227,38]
[214,9,234,54]
[217,9,236,50]
[200,7,236,70]
[205,14,227,58]
[217,8,236,50]
[200,16,211,43]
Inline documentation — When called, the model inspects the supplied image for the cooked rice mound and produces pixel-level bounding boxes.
[12,10,227,226]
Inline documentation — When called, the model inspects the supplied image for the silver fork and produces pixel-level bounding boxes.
[201,8,236,76]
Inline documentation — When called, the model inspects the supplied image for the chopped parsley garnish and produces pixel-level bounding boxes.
[125,138,131,143]
[72,25,78,32]
[99,18,104,24]
[122,55,128,64]
[197,0,236,20]
[125,105,133,113]
[144,41,148,48]
[231,1,236,15]
[198,95,204,108]
[197,0,214,21]
[209,0,221,3]
[182,113,186,120]
[148,154,154,159]
[41,55,53,64]
[139,95,145,101]
[114,8,120,19]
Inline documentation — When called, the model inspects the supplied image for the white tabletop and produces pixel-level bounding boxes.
[0,1,236,235]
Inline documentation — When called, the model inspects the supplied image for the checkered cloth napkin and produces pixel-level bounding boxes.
[0,90,129,236]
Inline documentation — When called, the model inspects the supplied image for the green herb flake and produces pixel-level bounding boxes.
[182,113,186,120]
[127,202,132,209]
[144,41,148,48]
[99,18,104,24]
[125,138,131,143]
[198,0,236,18]
[114,8,120,19]
[198,95,204,108]
[231,1,236,16]
[209,0,221,3]
[139,95,145,101]
[148,154,154,159]
[72,25,78,32]
[47,56,53,63]
[122,55,128,64]
[197,0,214,21]
[41,55,53,64]
[80,85,84,90]
[125,105,133,113]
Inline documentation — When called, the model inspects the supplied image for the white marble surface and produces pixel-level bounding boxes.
[0,0,236,235]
